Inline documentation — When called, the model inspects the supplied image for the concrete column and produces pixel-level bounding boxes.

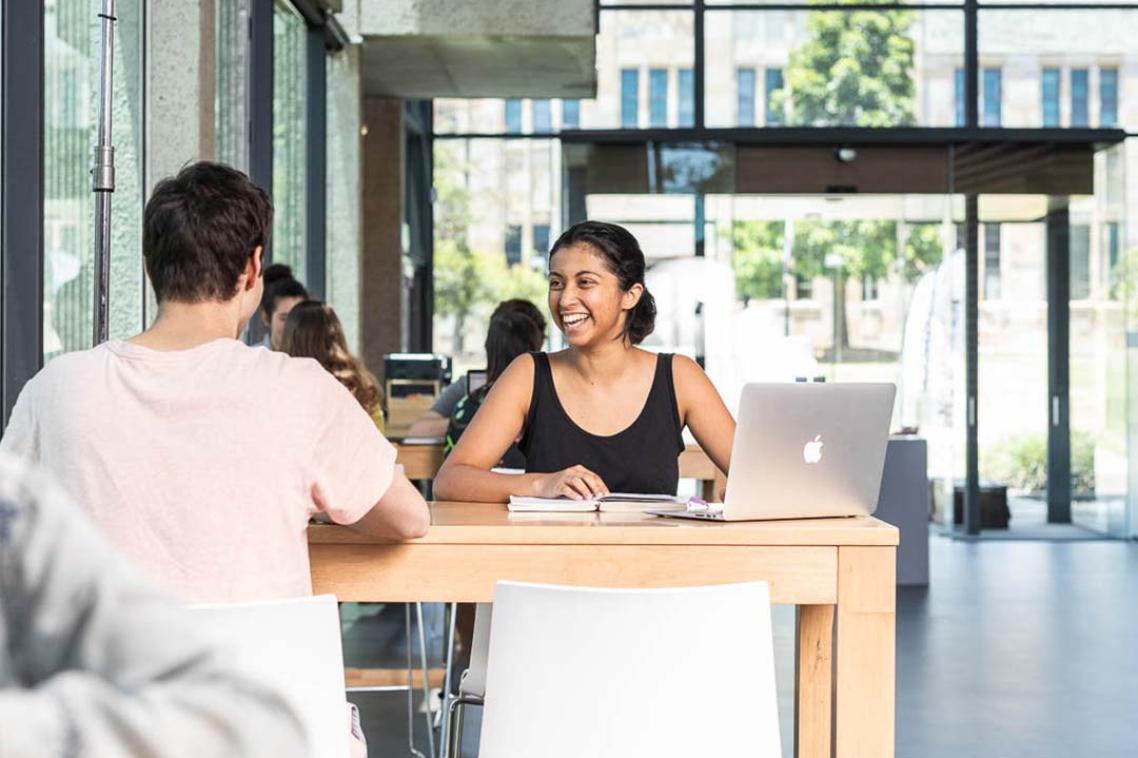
[361,97,406,378]
[146,0,215,191]
[327,46,364,354]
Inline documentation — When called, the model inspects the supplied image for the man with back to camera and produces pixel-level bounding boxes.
[0,161,429,604]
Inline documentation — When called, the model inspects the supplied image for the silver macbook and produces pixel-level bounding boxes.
[654,382,896,522]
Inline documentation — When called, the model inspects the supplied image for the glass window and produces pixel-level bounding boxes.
[678,68,695,126]
[982,68,1002,126]
[979,9,1138,130]
[534,223,551,256]
[562,99,580,129]
[585,10,693,130]
[737,67,756,126]
[432,138,555,373]
[764,67,784,126]
[504,99,522,134]
[649,68,668,127]
[272,1,307,281]
[1071,68,1089,127]
[705,10,962,127]
[505,225,522,266]
[533,99,552,133]
[1100,67,1119,127]
[983,223,1001,299]
[216,0,249,169]
[1042,68,1060,127]
[621,68,639,128]
[44,0,145,356]
[1071,223,1091,299]
[954,68,965,126]
[1103,221,1120,289]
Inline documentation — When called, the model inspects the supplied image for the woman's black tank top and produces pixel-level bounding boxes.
[518,352,685,495]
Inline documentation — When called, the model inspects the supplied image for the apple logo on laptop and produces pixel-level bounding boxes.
[803,435,824,464]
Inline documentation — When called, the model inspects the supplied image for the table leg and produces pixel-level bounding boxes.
[834,546,896,758]
[795,604,834,758]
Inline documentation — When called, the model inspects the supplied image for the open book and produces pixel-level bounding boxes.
[507,493,689,513]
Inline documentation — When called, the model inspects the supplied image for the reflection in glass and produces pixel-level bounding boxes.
[217,0,249,170]
[44,0,145,357]
[272,1,306,281]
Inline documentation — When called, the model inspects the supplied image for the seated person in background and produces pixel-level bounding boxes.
[1,161,429,604]
[283,300,386,432]
[443,300,547,468]
[258,263,308,350]
[406,298,547,439]
[434,221,735,502]
[0,452,306,758]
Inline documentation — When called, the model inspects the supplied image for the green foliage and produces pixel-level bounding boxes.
[773,2,917,127]
[729,219,945,307]
[731,221,786,302]
[433,141,549,351]
[987,432,1097,497]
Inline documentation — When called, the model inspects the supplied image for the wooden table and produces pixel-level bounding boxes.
[310,503,898,758]
[396,442,727,500]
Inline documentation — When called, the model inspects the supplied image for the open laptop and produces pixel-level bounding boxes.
[652,382,896,522]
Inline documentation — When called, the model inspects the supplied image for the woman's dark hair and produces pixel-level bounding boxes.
[485,300,546,383]
[282,301,381,416]
[143,161,273,303]
[260,270,309,317]
[548,220,656,345]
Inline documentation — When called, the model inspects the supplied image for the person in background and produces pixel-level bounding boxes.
[283,300,386,432]
[406,298,547,439]
[259,263,308,350]
[435,221,735,502]
[0,452,306,758]
[1,161,429,606]
[443,300,546,468]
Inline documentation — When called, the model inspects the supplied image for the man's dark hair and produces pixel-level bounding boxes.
[143,161,272,303]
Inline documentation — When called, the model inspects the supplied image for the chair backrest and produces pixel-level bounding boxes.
[191,594,349,758]
[478,581,781,758]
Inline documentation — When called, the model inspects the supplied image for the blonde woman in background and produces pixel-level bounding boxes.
[283,300,386,432]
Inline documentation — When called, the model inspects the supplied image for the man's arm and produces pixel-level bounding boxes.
[0,455,306,758]
[346,470,430,539]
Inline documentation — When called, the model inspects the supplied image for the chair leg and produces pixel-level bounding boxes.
[404,604,428,758]
[414,603,437,758]
[438,602,458,758]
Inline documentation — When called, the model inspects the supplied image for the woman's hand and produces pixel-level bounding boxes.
[533,465,610,500]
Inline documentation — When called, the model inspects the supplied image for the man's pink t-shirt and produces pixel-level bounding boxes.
[0,338,396,603]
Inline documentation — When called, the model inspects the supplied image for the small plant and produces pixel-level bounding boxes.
[986,432,1096,498]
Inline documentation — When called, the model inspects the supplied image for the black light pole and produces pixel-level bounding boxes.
[92,0,117,344]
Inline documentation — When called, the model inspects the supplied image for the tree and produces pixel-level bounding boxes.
[772,2,917,127]
[731,221,786,303]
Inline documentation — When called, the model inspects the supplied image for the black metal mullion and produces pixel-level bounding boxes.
[964,194,980,535]
[2,0,45,425]
[1046,202,1072,523]
[248,0,274,252]
[305,26,326,299]
[694,0,705,130]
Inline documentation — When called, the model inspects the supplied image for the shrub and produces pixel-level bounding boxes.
[986,431,1096,498]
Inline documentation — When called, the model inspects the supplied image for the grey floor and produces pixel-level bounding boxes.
[344,533,1138,758]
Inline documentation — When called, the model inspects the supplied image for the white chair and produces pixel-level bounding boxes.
[191,594,351,758]
[475,581,781,758]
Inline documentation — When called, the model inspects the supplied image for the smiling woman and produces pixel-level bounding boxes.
[433,220,737,504]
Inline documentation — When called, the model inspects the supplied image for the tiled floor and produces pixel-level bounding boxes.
[345,533,1138,758]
